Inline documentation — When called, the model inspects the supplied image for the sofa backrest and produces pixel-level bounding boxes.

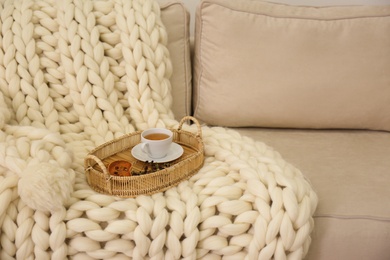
[182,0,390,35]
[159,0,192,120]
[191,0,390,131]
[160,0,390,130]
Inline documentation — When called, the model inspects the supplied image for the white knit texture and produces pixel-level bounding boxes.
[0,0,318,259]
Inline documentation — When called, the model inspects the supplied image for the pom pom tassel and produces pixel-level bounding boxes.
[18,163,75,212]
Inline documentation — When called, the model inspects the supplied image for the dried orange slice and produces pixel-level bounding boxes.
[108,161,132,176]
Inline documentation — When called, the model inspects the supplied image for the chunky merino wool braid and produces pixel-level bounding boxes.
[0,0,318,259]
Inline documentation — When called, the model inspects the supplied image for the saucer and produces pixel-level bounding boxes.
[131,142,184,163]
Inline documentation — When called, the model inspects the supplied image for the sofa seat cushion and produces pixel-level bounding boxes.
[236,128,390,259]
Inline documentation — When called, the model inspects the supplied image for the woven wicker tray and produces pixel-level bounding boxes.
[84,117,204,197]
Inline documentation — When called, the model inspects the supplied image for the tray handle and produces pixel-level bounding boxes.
[85,154,110,178]
[178,116,202,138]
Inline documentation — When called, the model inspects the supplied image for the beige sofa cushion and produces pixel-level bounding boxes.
[236,127,390,260]
[193,0,390,131]
[159,0,192,120]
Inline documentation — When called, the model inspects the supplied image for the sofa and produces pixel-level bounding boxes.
[0,0,388,259]
[165,0,390,259]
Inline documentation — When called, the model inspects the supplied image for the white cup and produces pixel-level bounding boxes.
[141,128,173,159]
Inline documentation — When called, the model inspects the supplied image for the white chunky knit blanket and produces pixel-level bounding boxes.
[0,0,318,259]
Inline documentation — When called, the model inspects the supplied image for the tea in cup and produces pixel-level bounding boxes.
[141,128,173,159]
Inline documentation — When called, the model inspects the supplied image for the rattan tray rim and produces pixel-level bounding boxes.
[84,116,204,197]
